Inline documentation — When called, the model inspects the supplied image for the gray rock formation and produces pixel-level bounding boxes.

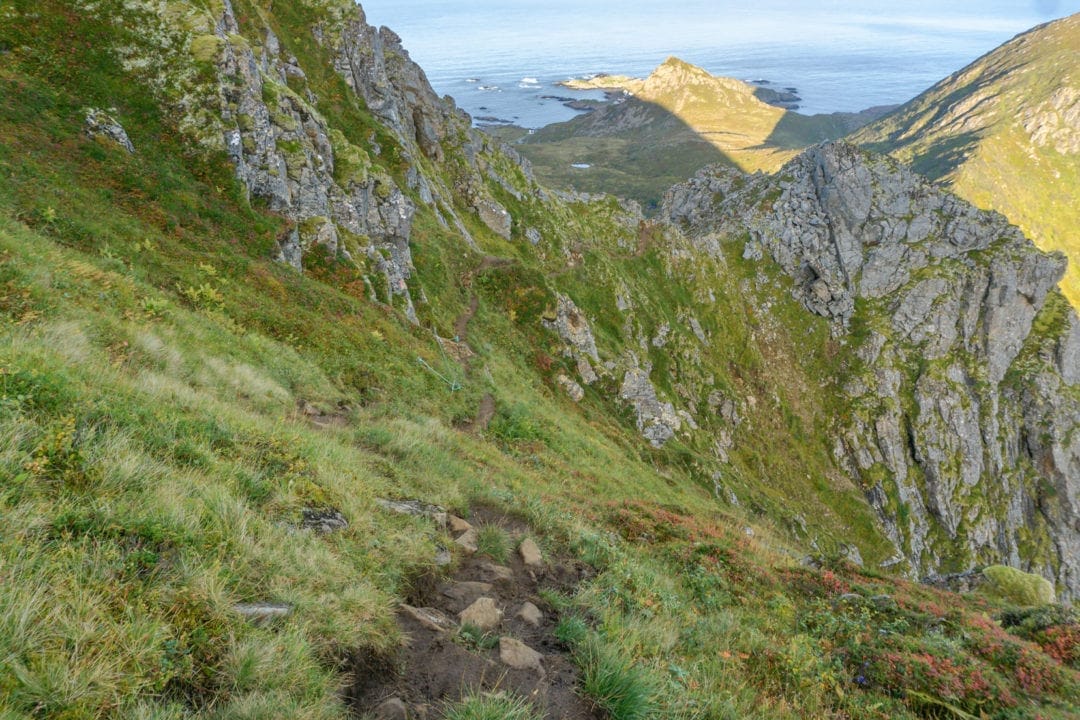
[118,0,534,322]
[84,108,135,153]
[546,294,600,361]
[665,142,1080,598]
[620,366,682,447]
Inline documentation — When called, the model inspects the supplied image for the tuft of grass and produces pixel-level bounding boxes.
[443,692,543,720]
[475,524,511,563]
[576,637,657,720]
[553,615,589,648]
[456,623,499,651]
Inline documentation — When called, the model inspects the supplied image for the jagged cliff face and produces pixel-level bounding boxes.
[105,0,523,320]
[665,144,1080,598]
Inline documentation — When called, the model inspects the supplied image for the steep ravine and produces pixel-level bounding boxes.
[113,0,1077,597]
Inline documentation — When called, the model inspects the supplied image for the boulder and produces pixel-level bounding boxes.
[455,527,479,553]
[459,597,502,631]
[400,604,457,632]
[499,636,544,674]
[449,515,473,534]
[518,538,543,567]
[516,602,543,627]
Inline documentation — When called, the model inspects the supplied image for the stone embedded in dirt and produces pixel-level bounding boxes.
[455,527,479,553]
[441,580,494,603]
[449,515,473,534]
[300,507,348,534]
[519,538,543,567]
[400,604,457,632]
[516,601,543,627]
[459,597,502,631]
[84,107,135,153]
[434,546,452,566]
[499,636,545,674]
[375,498,448,529]
[557,373,585,402]
[479,561,514,583]
[372,697,408,720]
[232,602,291,625]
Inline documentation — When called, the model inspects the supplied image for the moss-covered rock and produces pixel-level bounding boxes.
[982,565,1056,607]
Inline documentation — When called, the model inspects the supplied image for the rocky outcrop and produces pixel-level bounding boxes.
[665,143,1080,598]
[84,108,135,153]
[620,366,682,447]
[112,0,534,322]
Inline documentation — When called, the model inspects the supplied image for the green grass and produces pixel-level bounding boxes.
[443,692,544,720]
[554,615,590,648]
[475,524,512,563]
[457,623,500,651]
[575,636,658,720]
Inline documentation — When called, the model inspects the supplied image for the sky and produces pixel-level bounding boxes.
[356,0,1080,117]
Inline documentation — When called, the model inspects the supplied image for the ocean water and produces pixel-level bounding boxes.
[359,0,1079,128]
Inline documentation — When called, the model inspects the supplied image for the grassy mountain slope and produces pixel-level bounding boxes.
[0,2,1078,719]
[502,58,888,210]
[852,14,1080,305]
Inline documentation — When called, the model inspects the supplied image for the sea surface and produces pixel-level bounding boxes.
[359,0,1079,128]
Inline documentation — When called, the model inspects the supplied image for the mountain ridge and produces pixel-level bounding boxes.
[852,12,1080,305]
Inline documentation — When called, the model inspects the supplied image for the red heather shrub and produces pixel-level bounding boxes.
[866,650,1005,711]
[1037,624,1080,667]
[779,567,852,598]
[1013,647,1063,696]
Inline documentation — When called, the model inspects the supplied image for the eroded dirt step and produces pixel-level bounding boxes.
[348,508,597,720]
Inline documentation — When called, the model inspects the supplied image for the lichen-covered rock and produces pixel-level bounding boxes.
[84,108,135,153]
[107,0,538,325]
[557,374,585,402]
[620,366,681,447]
[476,198,512,239]
[546,294,600,361]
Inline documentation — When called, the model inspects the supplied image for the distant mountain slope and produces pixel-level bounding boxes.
[505,58,890,210]
[853,13,1080,305]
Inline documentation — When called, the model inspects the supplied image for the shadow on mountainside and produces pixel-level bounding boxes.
[505,98,730,213]
[764,104,898,153]
[501,91,884,214]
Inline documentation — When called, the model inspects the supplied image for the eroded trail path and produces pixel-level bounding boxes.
[350,508,598,719]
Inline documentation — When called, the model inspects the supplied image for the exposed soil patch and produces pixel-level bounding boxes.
[453,294,479,343]
[451,256,519,433]
[466,393,496,434]
[348,510,598,720]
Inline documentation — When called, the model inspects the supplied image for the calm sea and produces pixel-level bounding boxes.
[359,1,1079,127]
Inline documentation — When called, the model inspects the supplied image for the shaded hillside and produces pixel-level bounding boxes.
[853,13,1080,305]
[506,58,890,210]
[0,1,1077,719]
